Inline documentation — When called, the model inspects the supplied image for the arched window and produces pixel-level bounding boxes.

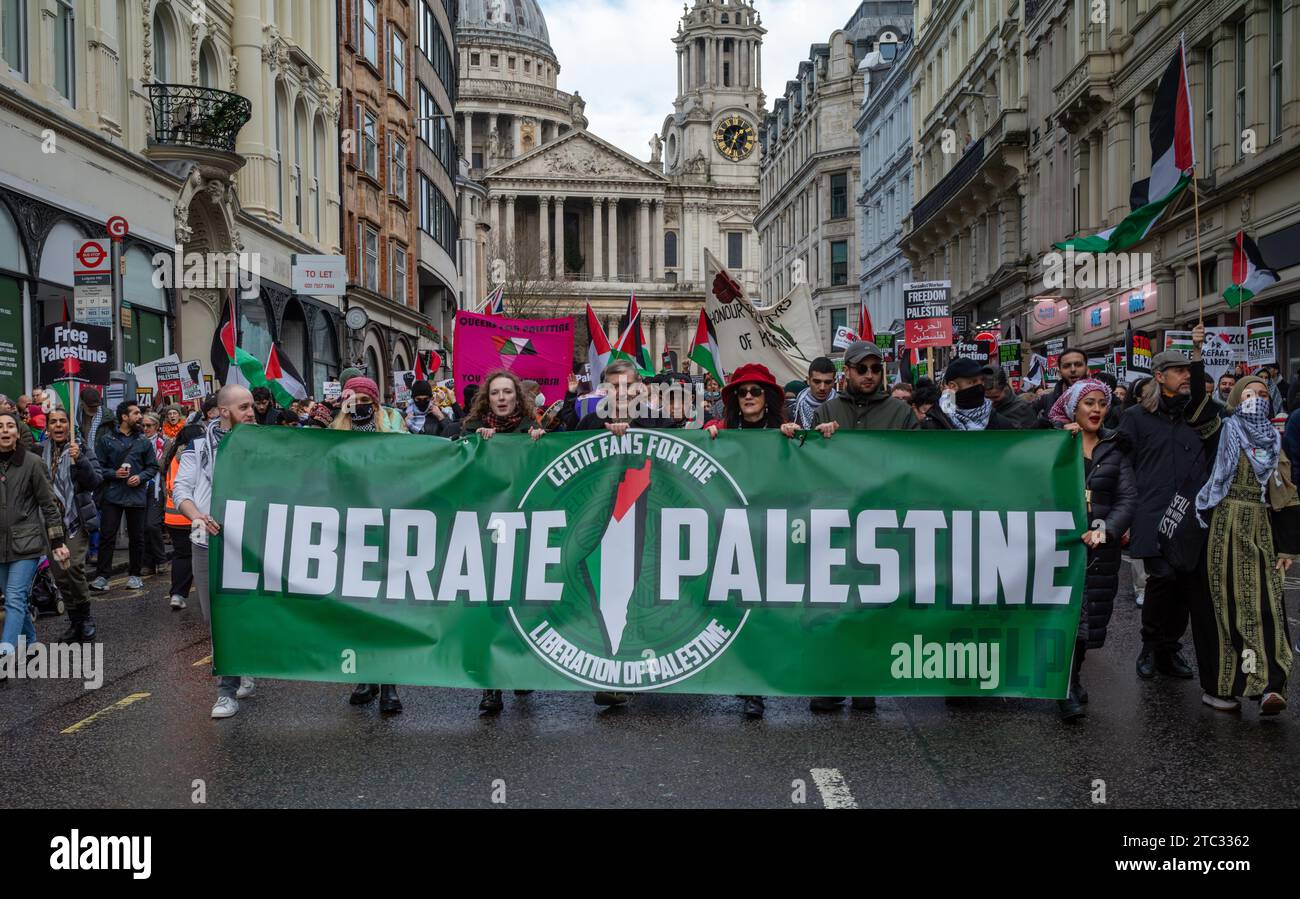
[239,298,273,366]
[313,117,326,238]
[153,7,172,82]
[293,101,307,230]
[199,39,219,88]
[122,247,170,367]
[664,231,678,268]
[273,85,288,216]
[310,312,339,391]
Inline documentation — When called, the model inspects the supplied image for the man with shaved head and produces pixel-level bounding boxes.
[173,384,257,718]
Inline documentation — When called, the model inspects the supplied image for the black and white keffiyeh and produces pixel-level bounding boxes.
[940,390,994,431]
[1195,395,1280,525]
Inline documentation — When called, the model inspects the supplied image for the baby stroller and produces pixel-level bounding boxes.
[28,557,66,618]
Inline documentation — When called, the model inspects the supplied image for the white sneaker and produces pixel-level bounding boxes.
[1201,692,1240,712]
[169,595,187,610]
[211,696,239,718]
[236,676,256,699]
[1134,592,1144,607]
[126,576,143,590]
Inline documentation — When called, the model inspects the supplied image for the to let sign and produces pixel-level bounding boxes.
[292,254,347,296]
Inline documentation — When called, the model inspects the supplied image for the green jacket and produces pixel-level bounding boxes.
[812,385,919,431]
[0,447,66,563]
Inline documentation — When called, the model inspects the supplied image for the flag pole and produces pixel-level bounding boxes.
[1191,172,1206,325]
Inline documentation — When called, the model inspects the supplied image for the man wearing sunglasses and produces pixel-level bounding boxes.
[799,341,917,437]
[793,340,915,713]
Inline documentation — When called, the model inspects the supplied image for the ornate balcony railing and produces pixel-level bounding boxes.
[148,84,251,154]
[911,136,985,230]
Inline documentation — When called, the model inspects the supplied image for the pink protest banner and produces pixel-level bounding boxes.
[453,311,574,407]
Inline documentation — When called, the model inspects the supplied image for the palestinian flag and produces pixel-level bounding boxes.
[583,460,652,656]
[614,294,654,376]
[616,294,650,376]
[265,342,307,407]
[585,303,612,386]
[688,308,724,386]
[209,291,270,389]
[1223,231,1279,308]
[1056,40,1194,254]
[480,285,506,316]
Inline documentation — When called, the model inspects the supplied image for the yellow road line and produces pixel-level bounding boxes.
[193,655,212,667]
[61,692,152,735]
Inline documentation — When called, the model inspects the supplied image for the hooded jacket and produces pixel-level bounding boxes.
[811,383,918,431]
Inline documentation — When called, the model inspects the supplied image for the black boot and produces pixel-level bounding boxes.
[1072,641,1088,704]
[349,683,379,706]
[1136,647,1156,680]
[1155,649,1194,679]
[1059,641,1087,721]
[742,695,765,719]
[58,618,85,643]
[479,689,504,713]
[379,684,402,714]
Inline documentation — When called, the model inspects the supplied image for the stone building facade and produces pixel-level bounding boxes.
[0,0,345,397]
[856,34,913,337]
[339,0,430,389]
[900,0,1029,344]
[454,0,767,372]
[758,1,911,352]
[1023,0,1300,370]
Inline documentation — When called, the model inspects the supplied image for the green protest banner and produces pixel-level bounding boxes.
[210,427,1085,699]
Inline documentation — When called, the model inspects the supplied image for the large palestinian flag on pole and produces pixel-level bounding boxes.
[688,308,724,386]
[1223,231,1280,308]
[210,293,268,389]
[585,303,611,386]
[612,295,654,377]
[1055,39,1195,254]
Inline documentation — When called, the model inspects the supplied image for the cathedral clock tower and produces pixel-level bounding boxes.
[659,0,766,294]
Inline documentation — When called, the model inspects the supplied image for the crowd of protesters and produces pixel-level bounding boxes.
[0,327,1294,728]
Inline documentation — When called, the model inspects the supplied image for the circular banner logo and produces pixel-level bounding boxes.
[509,430,748,691]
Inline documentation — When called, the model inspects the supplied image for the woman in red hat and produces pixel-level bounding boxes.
[704,363,785,720]
[704,363,786,437]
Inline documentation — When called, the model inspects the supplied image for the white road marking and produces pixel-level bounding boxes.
[810,768,858,809]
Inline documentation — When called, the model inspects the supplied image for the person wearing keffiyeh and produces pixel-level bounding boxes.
[921,358,1018,431]
[1187,375,1299,716]
[791,358,838,429]
[40,408,102,643]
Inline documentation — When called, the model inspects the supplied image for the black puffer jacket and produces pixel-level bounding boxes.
[1081,430,1137,648]
[1116,360,1220,558]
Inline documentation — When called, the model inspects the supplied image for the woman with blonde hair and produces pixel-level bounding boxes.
[330,377,403,433]
[331,375,409,714]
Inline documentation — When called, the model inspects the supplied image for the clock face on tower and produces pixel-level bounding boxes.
[713,116,756,161]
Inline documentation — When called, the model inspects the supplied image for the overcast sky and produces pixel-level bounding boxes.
[546,0,857,159]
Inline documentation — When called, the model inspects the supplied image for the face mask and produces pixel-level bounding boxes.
[351,404,375,425]
[1239,395,1270,417]
[414,398,431,412]
[955,385,986,410]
